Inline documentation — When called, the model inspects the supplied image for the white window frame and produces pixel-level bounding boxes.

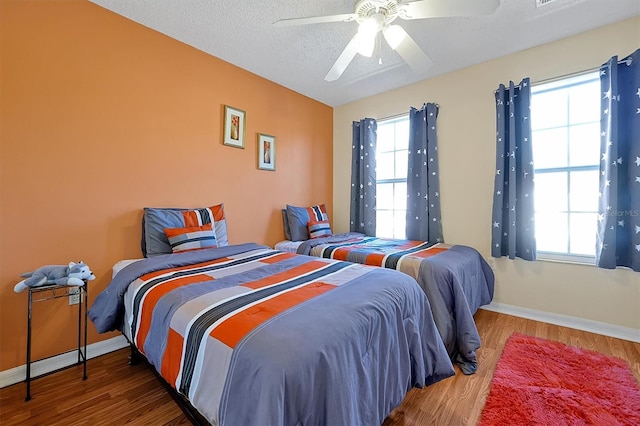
[531,71,600,265]
[375,115,409,239]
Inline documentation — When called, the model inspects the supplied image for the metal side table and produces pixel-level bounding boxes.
[25,281,88,401]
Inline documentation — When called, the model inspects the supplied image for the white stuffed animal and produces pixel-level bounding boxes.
[14,261,96,293]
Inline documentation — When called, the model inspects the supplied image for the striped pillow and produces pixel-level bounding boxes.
[286,204,329,241]
[182,204,228,247]
[164,223,218,253]
[142,203,228,257]
[308,220,332,239]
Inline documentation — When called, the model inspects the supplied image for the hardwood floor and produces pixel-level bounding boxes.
[1,310,639,426]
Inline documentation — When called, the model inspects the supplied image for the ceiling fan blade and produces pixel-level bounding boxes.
[325,34,359,82]
[273,13,357,27]
[391,27,433,74]
[399,0,500,19]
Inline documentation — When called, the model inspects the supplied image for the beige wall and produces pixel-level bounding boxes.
[333,17,640,331]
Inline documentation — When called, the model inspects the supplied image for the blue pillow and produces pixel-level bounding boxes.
[286,204,329,241]
[142,208,188,257]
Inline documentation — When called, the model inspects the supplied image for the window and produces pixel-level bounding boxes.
[531,72,600,261]
[376,115,409,239]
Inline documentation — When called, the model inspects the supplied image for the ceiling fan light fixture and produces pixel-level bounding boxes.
[382,24,405,50]
[356,33,376,57]
[356,19,378,57]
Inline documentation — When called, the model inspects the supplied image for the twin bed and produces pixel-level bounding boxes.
[275,232,495,374]
[89,203,493,425]
[280,204,495,374]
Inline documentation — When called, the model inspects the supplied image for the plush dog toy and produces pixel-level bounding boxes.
[14,261,96,293]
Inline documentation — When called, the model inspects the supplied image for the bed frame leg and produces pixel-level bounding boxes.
[129,344,141,366]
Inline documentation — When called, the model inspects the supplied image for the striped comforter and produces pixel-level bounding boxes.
[89,243,455,426]
[295,233,495,374]
[308,236,450,272]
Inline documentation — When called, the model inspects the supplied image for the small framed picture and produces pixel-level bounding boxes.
[223,105,246,148]
[257,133,276,171]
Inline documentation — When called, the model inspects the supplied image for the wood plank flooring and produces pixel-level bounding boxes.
[1,310,639,425]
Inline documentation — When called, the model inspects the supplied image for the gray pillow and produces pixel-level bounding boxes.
[282,209,292,241]
[142,208,187,257]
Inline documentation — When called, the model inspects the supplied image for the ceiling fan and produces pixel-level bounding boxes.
[274,0,501,81]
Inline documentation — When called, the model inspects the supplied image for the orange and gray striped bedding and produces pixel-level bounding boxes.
[89,243,455,426]
[309,236,450,271]
[293,233,495,374]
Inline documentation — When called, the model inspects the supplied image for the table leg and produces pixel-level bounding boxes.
[83,284,87,380]
[25,290,32,401]
[77,286,81,365]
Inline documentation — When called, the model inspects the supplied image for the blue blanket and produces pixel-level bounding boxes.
[295,233,495,374]
[89,245,455,425]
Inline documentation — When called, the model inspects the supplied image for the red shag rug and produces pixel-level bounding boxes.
[478,333,640,425]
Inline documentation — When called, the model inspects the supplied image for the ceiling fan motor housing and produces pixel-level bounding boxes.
[355,0,400,26]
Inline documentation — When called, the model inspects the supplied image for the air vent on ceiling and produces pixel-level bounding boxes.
[536,0,557,6]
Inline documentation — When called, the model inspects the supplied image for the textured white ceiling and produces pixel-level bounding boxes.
[88,0,640,107]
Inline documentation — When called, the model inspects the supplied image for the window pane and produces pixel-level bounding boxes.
[376,210,394,238]
[534,172,568,212]
[569,213,597,255]
[568,123,600,167]
[394,120,409,150]
[532,72,599,259]
[569,170,599,212]
[535,212,568,253]
[393,212,406,239]
[394,182,407,210]
[376,116,409,239]
[377,183,394,210]
[531,90,567,130]
[532,128,568,169]
[395,150,408,179]
[569,80,600,124]
[377,124,394,153]
[377,152,394,180]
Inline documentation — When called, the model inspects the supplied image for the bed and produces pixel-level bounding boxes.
[279,205,495,375]
[88,204,456,426]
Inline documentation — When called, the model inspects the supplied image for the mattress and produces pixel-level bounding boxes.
[112,259,142,278]
[274,240,303,253]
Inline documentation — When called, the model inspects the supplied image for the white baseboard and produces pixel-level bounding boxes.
[481,302,640,343]
[3,306,637,388]
[0,335,129,389]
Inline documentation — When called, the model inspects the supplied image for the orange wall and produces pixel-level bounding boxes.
[0,1,333,371]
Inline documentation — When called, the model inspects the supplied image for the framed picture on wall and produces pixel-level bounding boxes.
[257,133,276,171]
[223,105,246,148]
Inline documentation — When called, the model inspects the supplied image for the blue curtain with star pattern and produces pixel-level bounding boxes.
[596,49,640,272]
[406,103,443,242]
[350,118,377,236]
[491,78,536,260]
